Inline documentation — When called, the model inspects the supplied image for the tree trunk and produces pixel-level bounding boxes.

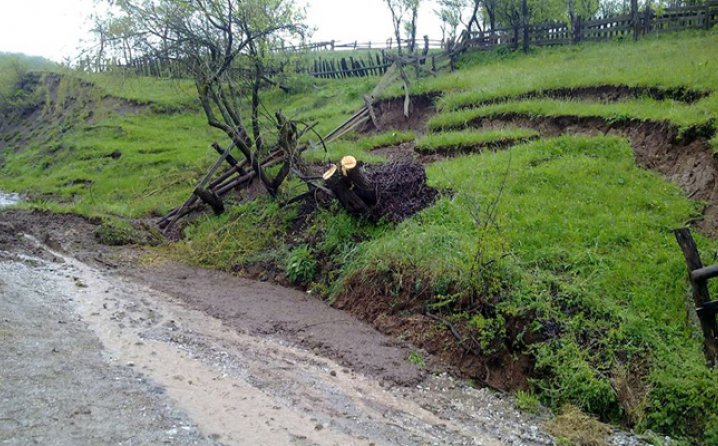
[341,156,377,206]
[323,164,371,215]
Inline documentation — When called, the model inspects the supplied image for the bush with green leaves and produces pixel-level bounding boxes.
[285,245,317,285]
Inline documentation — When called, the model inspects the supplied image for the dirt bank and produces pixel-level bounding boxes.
[4,210,610,445]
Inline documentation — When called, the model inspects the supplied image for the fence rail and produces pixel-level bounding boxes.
[276,37,446,53]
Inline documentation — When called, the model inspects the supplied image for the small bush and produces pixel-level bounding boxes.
[515,390,541,414]
[285,245,317,285]
[547,405,612,446]
[94,218,141,246]
[408,351,426,367]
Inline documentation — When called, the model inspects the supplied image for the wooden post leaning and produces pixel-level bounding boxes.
[674,227,718,366]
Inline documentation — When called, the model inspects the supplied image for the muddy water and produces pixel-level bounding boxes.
[0,235,561,446]
[0,192,20,208]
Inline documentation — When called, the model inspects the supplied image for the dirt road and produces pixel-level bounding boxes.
[0,211,618,445]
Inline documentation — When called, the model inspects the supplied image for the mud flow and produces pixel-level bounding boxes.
[0,216,571,446]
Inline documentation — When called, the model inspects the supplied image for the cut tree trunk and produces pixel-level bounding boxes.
[323,164,370,215]
[341,156,377,206]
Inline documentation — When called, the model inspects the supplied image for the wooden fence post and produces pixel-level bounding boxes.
[644,4,653,35]
[522,0,530,52]
[573,16,582,43]
[705,3,713,30]
[631,0,640,40]
[674,228,718,367]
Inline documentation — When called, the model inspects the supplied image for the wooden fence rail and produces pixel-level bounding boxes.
[115,1,717,79]
[466,1,718,50]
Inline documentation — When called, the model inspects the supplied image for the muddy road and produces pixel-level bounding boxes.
[0,211,636,445]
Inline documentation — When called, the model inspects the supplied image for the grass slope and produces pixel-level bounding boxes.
[2,30,718,443]
[416,128,539,153]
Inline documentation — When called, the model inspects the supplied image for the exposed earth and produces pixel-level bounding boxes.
[0,210,647,445]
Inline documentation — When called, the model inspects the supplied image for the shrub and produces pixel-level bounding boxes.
[285,245,317,285]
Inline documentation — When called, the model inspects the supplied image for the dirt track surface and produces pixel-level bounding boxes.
[0,211,569,445]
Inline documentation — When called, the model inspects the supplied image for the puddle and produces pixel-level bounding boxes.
[0,191,21,208]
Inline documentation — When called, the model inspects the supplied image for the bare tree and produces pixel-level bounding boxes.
[94,0,306,197]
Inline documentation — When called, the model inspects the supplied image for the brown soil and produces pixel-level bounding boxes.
[1,210,574,445]
[471,84,711,108]
[364,161,439,223]
[415,135,541,158]
[363,93,438,135]
[370,141,420,163]
[0,210,426,387]
[333,271,534,391]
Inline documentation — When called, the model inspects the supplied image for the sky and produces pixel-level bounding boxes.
[0,0,453,63]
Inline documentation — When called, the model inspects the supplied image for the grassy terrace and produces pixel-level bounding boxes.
[415,128,539,154]
[415,30,718,107]
[427,97,716,132]
[3,30,718,443]
[303,130,415,163]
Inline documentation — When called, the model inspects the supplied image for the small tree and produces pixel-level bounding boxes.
[435,0,467,45]
[384,0,422,55]
[94,0,307,197]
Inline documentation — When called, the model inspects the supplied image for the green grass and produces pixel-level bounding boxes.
[1,106,223,217]
[85,71,198,110]
[303,130,415,163]
[341,135,717,438]
[413,30,718,107]
[416,128,539,153]
[428,97,715,132]
[2,29,718,443]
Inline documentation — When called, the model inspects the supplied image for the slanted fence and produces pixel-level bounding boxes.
[312,52,393,79]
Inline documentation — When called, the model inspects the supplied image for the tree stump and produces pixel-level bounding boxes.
[322,164,370,215]
[340,156,377,206]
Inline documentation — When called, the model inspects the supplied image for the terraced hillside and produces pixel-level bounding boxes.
[2,31,718,443]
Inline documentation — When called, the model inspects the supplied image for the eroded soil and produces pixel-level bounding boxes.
[0,210,594,446]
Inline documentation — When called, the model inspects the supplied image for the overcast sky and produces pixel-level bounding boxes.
[0,0,451,62]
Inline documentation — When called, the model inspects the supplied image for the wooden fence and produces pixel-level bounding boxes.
[276,36,446,53]
[466,1,718,50]
[116,1,717,79]
[308,35,449,79]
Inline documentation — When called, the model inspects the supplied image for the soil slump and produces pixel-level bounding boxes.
[370,91,718,235]
[339,88,718,398]
[366,93,438,134]
[466,113,718,235]
[0,210,572,445]
[461,85,711,108]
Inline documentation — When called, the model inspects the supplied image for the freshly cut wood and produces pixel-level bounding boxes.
[323,164,370,215]
[323,164,338,181]
[340,156,377,206]
[340,156,357,175]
